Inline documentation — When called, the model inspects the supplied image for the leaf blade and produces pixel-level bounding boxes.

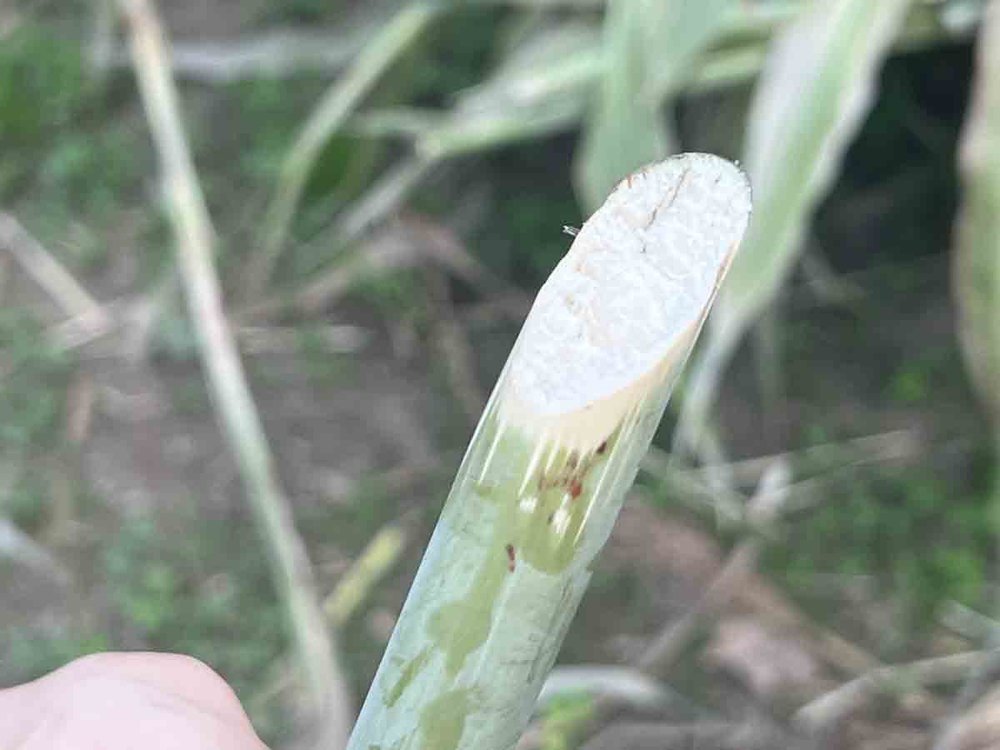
[675,0,911,454]
[954,2,1000,424]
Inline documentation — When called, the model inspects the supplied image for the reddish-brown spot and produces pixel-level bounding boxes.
[505,543,516,572]
[596,440,608,455]
[569,479,583,499]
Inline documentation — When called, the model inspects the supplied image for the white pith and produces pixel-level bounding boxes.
[500,153,751,450]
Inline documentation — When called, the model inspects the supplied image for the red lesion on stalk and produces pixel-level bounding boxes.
[505,543,516,572]
[534,438,612,503]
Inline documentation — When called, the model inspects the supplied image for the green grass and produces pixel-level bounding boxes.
[0,24,87,152]
[767,463,993,634]
[103,515,292,738]
[0,4,993,747]
[2,631,111,687]
[0,313,73,450]
[1,509,296,739]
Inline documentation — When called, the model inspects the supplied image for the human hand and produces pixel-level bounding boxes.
[0,652,268,750]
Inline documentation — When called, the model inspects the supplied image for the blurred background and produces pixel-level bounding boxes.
[1,0,999,748]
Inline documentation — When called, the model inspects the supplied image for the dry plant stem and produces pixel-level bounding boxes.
[932,646,1000,750]
[940,601,1000,643]
[248,5,438,297]
[248,521,410,717]
[345,154,751,750]
[640,429,922,532]
[704,428,919,488]
[293,158,438,314]
[45,371,96,544]
[0,519,69,585]
[0,213,110,335]
[425,268,487,427]
[638,462,789,676]
[118,0,353,742]
[238,157,435,321]
[236,324,368,356]
[99,30,364,83]
[640,451,928,685]
[324,522,408,627]
[795,651,987,733]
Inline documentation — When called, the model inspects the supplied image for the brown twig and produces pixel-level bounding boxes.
[118,0,353,743]
[638,461,791,676]
[0,213,111,338]
[236,324,369,356]
[795,651,987,733]
[46,370,97,542]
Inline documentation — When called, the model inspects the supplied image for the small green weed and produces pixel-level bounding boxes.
[538,694,594,750]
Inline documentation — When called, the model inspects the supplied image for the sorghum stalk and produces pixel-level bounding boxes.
[346,153,751,750]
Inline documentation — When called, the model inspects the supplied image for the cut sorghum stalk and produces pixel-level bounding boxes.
[346,153,751,750]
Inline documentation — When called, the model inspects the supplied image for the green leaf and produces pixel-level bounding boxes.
[575,0,733,210]
[418,21,600,159]
[954,3,1000,427]
[675,0,911,454]
[643,0,736,101]
[575,0,670,211]
[247,3,439,295]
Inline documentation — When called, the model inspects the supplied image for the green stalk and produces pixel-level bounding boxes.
[952,3,1000,596]
[118,0,354,742]
[345,153,751,750]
